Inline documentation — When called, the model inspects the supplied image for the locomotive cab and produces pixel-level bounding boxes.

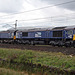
[64,26,75,47]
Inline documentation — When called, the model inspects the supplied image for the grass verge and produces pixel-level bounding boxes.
[0,68,28,75]
[0,48,75,74]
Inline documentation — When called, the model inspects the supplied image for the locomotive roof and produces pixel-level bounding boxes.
[0,31,10,33]
[64,25,75,30]
[52,26,66,30]
[7,25,75,32]
[52,25,75,30]
[8,27,54,32]
[20,28,53,32]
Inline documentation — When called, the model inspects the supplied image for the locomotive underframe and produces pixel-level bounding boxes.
[0,37,74,47]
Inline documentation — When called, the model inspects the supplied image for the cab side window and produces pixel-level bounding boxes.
[67,30,73,34]
[22,32,28,37]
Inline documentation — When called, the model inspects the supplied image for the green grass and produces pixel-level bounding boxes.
[0,68,28,75]
[0,48,75,71]
[0,67,56,75]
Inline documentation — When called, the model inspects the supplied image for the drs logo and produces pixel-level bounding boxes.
[35,32,41,37]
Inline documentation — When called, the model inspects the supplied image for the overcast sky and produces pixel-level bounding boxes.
[0,0,75,31]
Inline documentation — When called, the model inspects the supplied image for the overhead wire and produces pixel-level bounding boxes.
[18,13,75,22]
[0,0,75,28]
[0,0,75,18]
[0,14,75,26]
[0,21,15,25]
[0,13,75,25]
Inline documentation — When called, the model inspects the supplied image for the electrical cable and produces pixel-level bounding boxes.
[0,0,75,18]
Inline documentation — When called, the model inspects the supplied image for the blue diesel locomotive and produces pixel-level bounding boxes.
[0,26,75,47]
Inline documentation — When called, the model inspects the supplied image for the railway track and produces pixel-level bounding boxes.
[0,43,75,55]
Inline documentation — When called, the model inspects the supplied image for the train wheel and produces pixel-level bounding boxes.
[73,45,75,48]
[31,41,35,45]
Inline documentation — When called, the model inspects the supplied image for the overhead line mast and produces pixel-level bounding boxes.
[15,20,17,30]
[13,20,18,41]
